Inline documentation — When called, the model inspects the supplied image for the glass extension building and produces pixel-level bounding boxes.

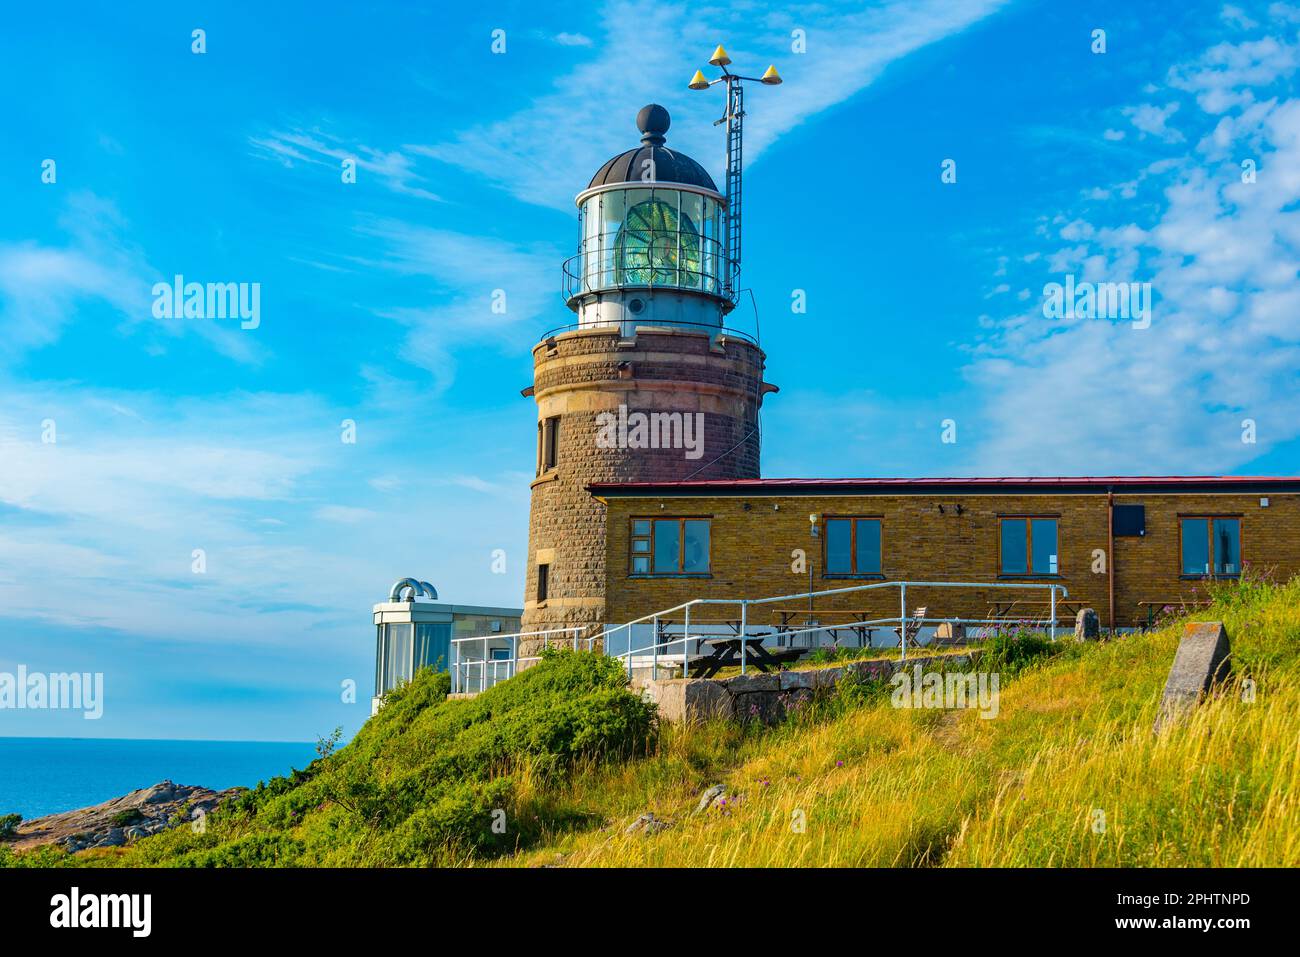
[372,593,521,714]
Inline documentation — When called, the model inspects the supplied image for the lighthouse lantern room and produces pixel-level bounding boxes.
[562,105,731,334]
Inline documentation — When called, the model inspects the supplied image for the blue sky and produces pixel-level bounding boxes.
[2,0,1298,741]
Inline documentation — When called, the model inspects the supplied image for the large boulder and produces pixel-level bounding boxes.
[1154,621,1232,733]
[1074,608,1101,642]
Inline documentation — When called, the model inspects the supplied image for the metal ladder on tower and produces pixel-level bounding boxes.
[722,79,744,300]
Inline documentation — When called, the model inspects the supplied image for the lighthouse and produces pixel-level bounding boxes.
[519,91,778,655]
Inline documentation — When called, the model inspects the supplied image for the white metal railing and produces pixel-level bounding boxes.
[593,579,1069,680]
[450,626,590,694]
[447,579,1070,692]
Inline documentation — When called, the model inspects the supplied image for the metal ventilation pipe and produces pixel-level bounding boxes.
[419,581,438,600]
[388,577,424,602]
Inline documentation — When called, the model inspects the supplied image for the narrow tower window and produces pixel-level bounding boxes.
[542,416,560,471]
[536,563,549,603]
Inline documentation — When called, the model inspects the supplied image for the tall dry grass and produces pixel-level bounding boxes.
[507,574,1300,867]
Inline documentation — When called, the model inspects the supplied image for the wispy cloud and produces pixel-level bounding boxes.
[0,193,143,358]
[551,31,594,47]
[413,0,1012,209]
[250,127,442,201]
[960,9,1300,473]
[0,192,268,366]
[1123,102,1185,142]
[351,218,561,390]
[0,382,528,649]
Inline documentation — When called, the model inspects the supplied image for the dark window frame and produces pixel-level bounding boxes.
[628,516,712,577]
[1177,514,1243,579]
[536,563,549,603]
[821,515,885,578]
[541,416,560,472]
[997,515,1062,578]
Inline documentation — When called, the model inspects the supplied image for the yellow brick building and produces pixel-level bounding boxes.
[591,478,1300,634]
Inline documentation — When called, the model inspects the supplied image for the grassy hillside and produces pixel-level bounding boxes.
[512,574,1298,867]
[5,574,1297,868]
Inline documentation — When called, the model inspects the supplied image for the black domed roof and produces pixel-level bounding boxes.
[585,104,719,194]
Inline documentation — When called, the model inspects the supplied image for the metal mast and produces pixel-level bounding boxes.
[689,46,781,303]
[722,78,744,297]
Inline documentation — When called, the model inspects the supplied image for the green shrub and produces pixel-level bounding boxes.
[979,628,1059,677]
[115,650,655,867]
[0,814,21,839]
[174,834,306,868]
[110,809,145,828]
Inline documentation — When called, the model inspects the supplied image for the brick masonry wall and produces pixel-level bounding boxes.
[602,492,1300,631]
[521,326,771,656]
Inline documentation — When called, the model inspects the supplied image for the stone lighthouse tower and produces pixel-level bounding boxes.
[520,104,774,652]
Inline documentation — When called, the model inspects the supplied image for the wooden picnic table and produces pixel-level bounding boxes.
[986,597,1085,622]
[1137,598,1212,627]
[688,637,805,679]
[769,608,881,648]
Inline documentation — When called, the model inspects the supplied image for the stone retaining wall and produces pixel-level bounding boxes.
[637,652,977,725]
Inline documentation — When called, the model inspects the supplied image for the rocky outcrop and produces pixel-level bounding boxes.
[4,780,243,854]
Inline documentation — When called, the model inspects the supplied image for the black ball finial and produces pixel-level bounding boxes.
[637,104,670,145]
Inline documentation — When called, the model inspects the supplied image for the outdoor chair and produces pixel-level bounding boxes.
[894,606,928,650]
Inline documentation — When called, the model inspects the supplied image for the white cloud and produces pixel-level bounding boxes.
[0,383,529,648]
[552,32,594,47]
[1221,4,1259,29]
[316,505,377,523]
[250,128,441,201]
[414,0,1012,210]
[1123,102,1186,142]
[962,18,1300,473]
[351,218,561,391]
[0,192,268,366]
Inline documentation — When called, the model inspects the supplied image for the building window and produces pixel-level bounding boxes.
[540,416,560,472]
[1180,517,1241,577]
[536,563,549,602]
[824,517,882,576]
[630,517,710,575]
[379,621,452,696]
[999,517,1059,576]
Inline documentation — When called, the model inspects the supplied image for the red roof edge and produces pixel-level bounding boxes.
[588,475,1300,492]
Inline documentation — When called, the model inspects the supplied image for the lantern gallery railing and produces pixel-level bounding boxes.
[450,627,590,694]
[593,579,1071,681]
[537,318,758,347]
[561,237,731,303]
